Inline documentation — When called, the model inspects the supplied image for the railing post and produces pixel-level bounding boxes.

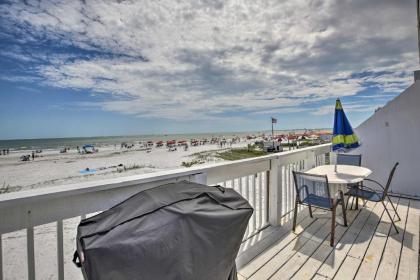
[268,158,282,226]
[27,210,35,280]
[57,220,64,280]
[305,150,316,170]
[190,173,207,185]
[0,234,2,280]
[330,151,336,165]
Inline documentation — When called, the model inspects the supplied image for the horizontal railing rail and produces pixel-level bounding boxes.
[0,143,331,280]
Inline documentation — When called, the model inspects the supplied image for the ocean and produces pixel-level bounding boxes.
[0,129,327,151]
[0,132,257,151]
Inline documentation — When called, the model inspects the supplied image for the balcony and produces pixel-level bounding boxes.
[0,143,418,280]
[237,195,418,280]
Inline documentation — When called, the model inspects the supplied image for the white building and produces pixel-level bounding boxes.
[354,80,420,197]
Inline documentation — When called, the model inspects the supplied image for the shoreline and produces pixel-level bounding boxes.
[0,129,330,193]
[0,141,249,193]
[0,129,331,151]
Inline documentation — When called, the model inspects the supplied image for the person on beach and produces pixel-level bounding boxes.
[31,151,35,160]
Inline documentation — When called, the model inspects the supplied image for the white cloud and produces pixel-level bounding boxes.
[311,101,386,116]
[0,0,417,120]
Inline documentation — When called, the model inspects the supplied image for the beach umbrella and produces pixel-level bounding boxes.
[332,99,360,169]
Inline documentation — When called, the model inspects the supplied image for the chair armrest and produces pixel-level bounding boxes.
[297,185,309,194]
[362,179,386,197]
[358,185,383,197]
[297,185,305,194]
[296,185,309,202]
[334,190,344,201]
[332,191,344,207]
[332,198,338,207]
[363,178,385,191]
[334,190,340,199]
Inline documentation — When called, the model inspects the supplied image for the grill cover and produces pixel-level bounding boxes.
[74,180,253,280]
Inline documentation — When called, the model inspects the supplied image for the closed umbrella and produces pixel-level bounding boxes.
[332,99,360,170]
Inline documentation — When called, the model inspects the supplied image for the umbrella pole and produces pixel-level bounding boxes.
[334,151,338,172]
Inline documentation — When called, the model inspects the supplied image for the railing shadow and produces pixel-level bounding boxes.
[237,207,314,268]
[239,197,416,273]
[292,198,414,266]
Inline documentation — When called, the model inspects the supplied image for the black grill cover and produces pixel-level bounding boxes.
[74,180,253,280]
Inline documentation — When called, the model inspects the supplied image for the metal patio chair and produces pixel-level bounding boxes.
[336,153,362,166]
[344,162,401,233]
[292,171,348,247]
[337,154,362,209]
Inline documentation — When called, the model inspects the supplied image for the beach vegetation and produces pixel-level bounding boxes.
[281,141,321,148]
[120,164,153,172]
[185,145,268,163]
[189,150,219,161]
[0,182,10,194]
[0,182,21,194]
[216,145,268,161]
[181,159,205,167]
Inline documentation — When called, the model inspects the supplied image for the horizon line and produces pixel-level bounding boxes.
[0,127,332,141]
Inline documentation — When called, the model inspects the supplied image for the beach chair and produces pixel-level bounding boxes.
[292,171,347,246]
[20,155,30,161]
[344,162,401,233]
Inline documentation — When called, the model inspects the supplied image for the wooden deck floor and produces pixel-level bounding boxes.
[238,197,419,280]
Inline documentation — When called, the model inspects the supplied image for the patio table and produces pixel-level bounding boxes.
[305,164,372,209]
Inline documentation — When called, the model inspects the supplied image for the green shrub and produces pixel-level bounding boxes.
[216,147,267,161]
[182,159,205,167]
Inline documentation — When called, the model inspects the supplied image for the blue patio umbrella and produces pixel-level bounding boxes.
[332,99,360,170]
[332,99,359,151]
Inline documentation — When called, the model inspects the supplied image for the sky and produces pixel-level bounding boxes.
[0,0,418,139]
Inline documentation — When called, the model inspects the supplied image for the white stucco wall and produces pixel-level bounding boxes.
[352,81,420,197]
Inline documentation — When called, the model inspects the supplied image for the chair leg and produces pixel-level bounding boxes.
[381,201,399,234]
[308,204,313,218]
[340,192,348,226]
[293,198,299,231]
[345,195,350,210]
[386,195,401,221]
[330,206,336,247]
[362,198,368,208]
[356,182,365,209]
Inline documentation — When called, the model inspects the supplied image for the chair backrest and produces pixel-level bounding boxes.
[336,154,362,166]
[382,162,399,198]
[292,171,331,208]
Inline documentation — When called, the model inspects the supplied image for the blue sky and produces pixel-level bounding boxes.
[0,0,417,139]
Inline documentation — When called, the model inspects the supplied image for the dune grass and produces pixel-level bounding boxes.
[0,182,21,194]
[216,146,268,161]
[181,159,205,167]
[182,145,268,167]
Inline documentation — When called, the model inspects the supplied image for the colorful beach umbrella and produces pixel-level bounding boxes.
[332,99,359,151]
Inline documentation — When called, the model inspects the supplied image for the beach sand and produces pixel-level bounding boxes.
[0,141,248,192]
[0,141,251,279]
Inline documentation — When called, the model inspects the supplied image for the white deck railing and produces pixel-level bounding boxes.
[0,143,331,280]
